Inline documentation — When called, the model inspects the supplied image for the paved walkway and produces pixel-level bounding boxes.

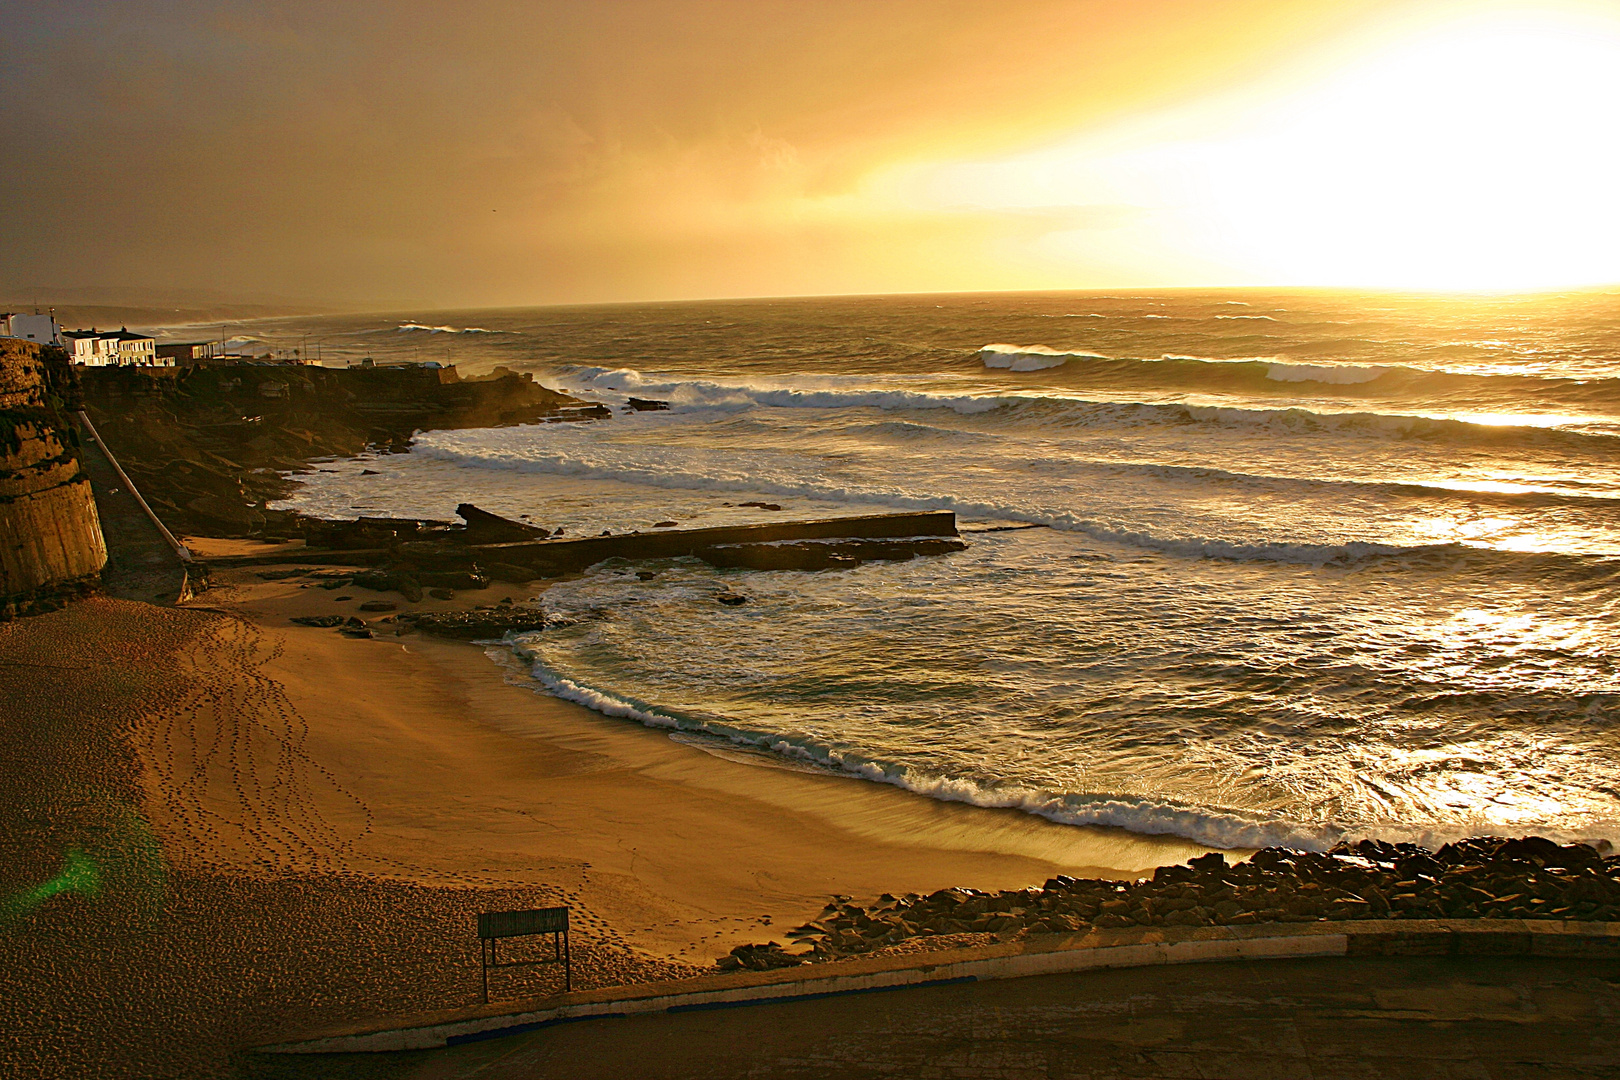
[241,955,1620,1079]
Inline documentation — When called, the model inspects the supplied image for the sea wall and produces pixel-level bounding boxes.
[0,339,108,614]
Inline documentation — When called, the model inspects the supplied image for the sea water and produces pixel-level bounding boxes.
[235,290,1620,850]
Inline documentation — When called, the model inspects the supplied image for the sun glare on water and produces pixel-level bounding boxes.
[906,6,1620,292]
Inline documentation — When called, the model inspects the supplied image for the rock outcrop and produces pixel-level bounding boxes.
[78,363,593,539]
[719,834,1620,969]
[0,341,107,616]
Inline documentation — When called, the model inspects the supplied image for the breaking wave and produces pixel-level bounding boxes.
[979,343,1108,371]
[397,322,510,334]
[963,349,1620,413]
[554,365,1620,454]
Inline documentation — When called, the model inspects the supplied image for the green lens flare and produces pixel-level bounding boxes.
[2,848,102,922]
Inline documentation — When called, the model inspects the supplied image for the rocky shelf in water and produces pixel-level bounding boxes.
[719,835,1620,972]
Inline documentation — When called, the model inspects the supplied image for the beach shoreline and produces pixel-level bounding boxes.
[1,565,1207,1076]
[186,558,1214,958]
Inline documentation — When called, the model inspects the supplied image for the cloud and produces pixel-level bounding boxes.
[0,0,1404,306]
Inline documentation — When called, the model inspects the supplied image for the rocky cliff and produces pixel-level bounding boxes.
[0,339,108,615]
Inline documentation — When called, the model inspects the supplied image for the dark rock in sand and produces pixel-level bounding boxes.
[290,615,346,628]
[407,569,485,591]
[720,942,809,971]
[358,600,397,612]
[398,609,549,639]
[352,569,425,603]
[339,626,373,638]
[636,571,657,581]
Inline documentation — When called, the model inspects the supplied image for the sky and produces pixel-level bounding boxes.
[4,0,1620,309]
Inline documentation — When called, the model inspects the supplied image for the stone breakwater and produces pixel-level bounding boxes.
[720,835,1619,971]
[0,340,107,616]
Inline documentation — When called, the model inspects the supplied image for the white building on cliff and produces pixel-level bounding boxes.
[0,313,59,345]
[61,327,167,367]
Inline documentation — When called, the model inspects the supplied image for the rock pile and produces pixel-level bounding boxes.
[715,835,1619,970]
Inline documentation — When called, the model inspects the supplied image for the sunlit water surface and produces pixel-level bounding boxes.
[239,290,1620,849]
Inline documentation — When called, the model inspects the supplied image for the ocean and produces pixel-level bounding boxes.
[206,289,1620,852]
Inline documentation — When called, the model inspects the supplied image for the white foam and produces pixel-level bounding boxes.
[563,366,1008,415]
[505,638,1341,848]
[979,344,1108,371]
[510,632,1620,852]
[403,431,1441,567]
[1215,314,1277,321]
[396,322,507,334]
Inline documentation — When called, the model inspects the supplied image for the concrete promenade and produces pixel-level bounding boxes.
[249,919,1620,1077]
[243,953,1620,1079]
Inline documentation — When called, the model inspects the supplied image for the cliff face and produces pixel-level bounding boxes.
[0,339,108,613]
[79,362,594,538]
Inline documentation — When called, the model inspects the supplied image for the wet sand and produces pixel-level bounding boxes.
[197,565,1208,952]
[1,569,1203,1077]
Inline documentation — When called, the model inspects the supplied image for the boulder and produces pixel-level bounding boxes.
[352,569,425,603]
[456,503,549,543]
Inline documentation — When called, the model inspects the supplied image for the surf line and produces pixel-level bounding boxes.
[959,523,1049,534]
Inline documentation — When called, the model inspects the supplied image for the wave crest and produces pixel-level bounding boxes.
[397,322,509,334]
[979,344,1108,371]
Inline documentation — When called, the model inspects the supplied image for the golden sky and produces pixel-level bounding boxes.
[4,0,1618,307]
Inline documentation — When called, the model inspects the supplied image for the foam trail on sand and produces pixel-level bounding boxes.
[506,639,1342,851]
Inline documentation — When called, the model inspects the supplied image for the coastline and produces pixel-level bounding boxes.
[1,561,1204,1076]
[189,559,1210,963]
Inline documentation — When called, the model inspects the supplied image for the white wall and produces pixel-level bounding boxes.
[0,314,58,344]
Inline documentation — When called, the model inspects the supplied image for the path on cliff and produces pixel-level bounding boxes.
[75,432,188,603]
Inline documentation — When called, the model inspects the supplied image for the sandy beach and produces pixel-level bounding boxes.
[1,564,1203,1078]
